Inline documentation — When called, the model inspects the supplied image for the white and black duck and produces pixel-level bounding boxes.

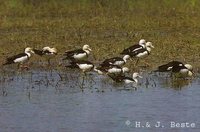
[108,72,142,88]
[66,60,95,89]
[100,55,130,66]
[3,47,35,69]
[34,46,57,65]
[66,60,94,73]
[94,64,129,75]
[34,47,57,56]
[120,39,146,55]
[63,45,92,61]
[127,42,154,65]
[155,61,193,77]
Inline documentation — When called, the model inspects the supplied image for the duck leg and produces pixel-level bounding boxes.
[131,85,137,91]
[18,63,21,69]
[19,63,29,70]
[81,76,85,89]
[80,72,86,89]
[87,73,96,84]
[47,58,51,66]
[134,59,139,66]
[143,61,150,67]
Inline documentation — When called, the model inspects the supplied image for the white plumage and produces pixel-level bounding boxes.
[14,55,30,63]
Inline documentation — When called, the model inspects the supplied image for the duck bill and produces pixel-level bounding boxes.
[138,75,143,78]
[31,50,35,54]
[151,45,155,48]
[191,71,195,76]
[88,48,92,51]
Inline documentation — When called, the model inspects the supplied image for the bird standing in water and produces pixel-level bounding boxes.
[94,64,129,75]
[108,72,142,89]
[100,55,130,67]
[154,61,193,78]
[66,60,95,88]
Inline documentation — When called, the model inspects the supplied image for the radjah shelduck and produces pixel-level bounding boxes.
[155,61,193,77]
[34,47,57,56]
[94,64,129,75]
[66,60,95,88]
[34,46,58,65]
[66,60,94,74]
[108,72,142,88]
[120,39,146,55]
[63,45,92,61]
[100,55,130,66]
[3,47,35,69]
[128,42,154,65]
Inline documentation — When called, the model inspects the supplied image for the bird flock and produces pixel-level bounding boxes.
[2,39,194,88]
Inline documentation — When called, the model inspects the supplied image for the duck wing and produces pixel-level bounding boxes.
[121,44,143,54]
[33,49,44,56]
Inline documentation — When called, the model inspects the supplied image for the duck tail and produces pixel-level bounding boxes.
[152,69,159,72]
[2,61,12,66]
[65,61,78,69]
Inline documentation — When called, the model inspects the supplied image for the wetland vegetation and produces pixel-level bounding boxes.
[0,0,200,70]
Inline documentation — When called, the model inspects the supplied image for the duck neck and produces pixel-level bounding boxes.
[123,57,127,62]
[132,74,138,81]
[146,47,151,52]
[122,68,125,73]
[84,50,90,55]
[25,52,31,57]
[133,78,138,83]
[140,44,146,48]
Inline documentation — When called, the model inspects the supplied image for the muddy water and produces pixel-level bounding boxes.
[0,69,199,132]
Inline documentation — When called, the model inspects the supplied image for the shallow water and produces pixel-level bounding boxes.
[0,69,199,132]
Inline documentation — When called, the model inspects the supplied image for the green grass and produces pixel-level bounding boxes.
[0,0,200,68]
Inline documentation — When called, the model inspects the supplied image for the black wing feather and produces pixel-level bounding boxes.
[157,61,184,72]
[129,48,148,57]
[7,53,27,61]
[65,60,93,69]
[70,60,93,65]
[33,49,44,56]
[64,49,85,56]
[102,57,123,65]
[65,61,79,69]
[108,74,125,82]
[63,49,86,60]
[43,50,52,55]
[121,44,143,54]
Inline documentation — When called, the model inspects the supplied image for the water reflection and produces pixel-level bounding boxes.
[0,69,199,132]
[0,69,197,95]
[175,78,193,90]
[152,72,194,90]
